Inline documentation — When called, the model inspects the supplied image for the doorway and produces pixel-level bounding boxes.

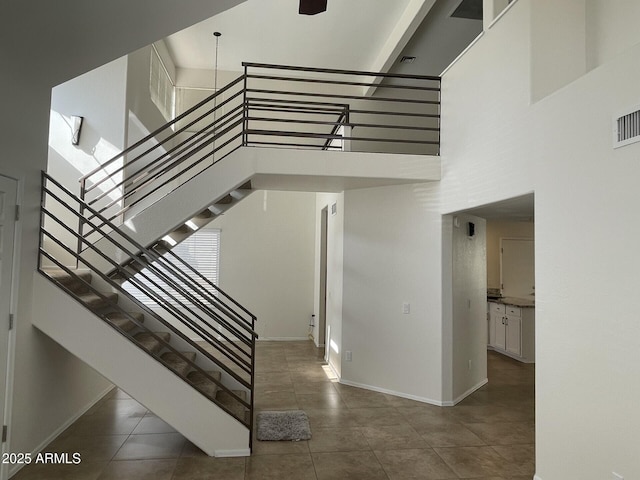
[318,207,328,354]
[448,192,535,401]
[0,174,19,474]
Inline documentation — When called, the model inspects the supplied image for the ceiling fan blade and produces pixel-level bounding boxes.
[299,0,327,15]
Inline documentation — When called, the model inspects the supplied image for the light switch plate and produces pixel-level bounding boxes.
[402,303,410,314]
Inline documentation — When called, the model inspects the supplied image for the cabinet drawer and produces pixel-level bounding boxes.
[506,306,521,317]
[489,303,506,314]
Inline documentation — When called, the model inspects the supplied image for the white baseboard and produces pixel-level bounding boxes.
[258,337,309,341]
[534,475,542,480]
[9,384,115,478]
[447,378,489,406]
[338,379,447,407]
[214,448,251,457]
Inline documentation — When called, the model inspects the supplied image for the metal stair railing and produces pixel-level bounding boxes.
[77,63,440,248]
[39,172,257,434]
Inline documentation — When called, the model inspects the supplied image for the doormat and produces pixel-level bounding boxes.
[256,410,312,441]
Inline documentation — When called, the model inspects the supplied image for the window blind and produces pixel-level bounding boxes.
[150,46,174,121]
[123,228,220,308]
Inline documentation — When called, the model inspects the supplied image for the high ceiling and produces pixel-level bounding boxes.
[165,0,483,77]
[165,0,434,73]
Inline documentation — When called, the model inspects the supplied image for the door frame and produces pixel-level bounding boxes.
[0,173,22,480]
[318,207,328,350]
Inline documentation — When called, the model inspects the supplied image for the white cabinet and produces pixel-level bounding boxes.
[488,302,534,362]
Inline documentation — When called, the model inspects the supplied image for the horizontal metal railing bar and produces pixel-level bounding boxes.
[163,249,257,322]
[38,252,251,415]
[246,129,440,145]
[87,122,245,231]
[81,74,246,183]
[246,97,351,109]
[248,105,347,115]
[247,141,330,150]
[247,116,439,132]
[243,61,441,82]
[44,174,258,341]
[88,107,245,218]
[246,73,440,92]
[148,245,256,331]
[247,88,440,105]
[247,98,439,119]
[87,99,245,206]
[347,108,440,119]
[42,209,254,379]
[46,179,256,343]
[130,257,255,345]
[42,201,254,365]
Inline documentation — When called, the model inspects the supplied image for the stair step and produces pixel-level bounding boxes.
[44,269,92,294]
[78,291,118,310]
[194,208,215,219]
[105,312,143,332]
[216,194,233,205]
[216,389,249,421]
[134,332,170,354]
[161,351,196,377]
[187,370,222,399]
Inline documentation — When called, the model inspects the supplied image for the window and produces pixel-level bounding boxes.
[150,45,175,121]
[122,228,220,308]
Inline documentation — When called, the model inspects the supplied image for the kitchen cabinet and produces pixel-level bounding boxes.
[488,301,534,362]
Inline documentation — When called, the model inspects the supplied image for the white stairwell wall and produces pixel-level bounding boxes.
[31,273,250,457]
[84,146,440,275]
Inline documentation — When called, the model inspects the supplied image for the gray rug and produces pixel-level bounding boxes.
[256,410,312,441]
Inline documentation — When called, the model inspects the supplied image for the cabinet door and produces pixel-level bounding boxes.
[505,314,521,356]
[494,315,506,350]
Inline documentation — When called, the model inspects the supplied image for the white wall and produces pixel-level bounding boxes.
[341,183,444,403]
[442,0,640,477]
[486,220,534,289]
[0,0,245,465]
[209,190,316,340]
[450,213,487,402]
[313,192,344,377]
[586,0,640,71]
[46,57,129,267]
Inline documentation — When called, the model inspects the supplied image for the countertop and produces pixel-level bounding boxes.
[487,296,535,308]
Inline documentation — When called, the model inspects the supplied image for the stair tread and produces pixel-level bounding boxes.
[216,389,249,420]
[44,269,92,294]
[105,312,143,332]
[161,351,196,377]
[187,370,222,399]
[78,291,118,309]
[134,332,170,354]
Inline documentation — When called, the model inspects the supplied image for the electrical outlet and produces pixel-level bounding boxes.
[345,351,352,362]
[402,303,410,314]
[612,472,623,480]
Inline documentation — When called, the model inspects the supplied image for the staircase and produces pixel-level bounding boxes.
[35,62,441,456]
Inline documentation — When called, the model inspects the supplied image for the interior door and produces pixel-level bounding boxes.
[0,175,18,462]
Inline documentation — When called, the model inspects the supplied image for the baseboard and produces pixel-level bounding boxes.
[9,384,115,478]
[487,346,535,363]
[534,475,542,480]
[214,448,251,457]
[258,337,309,341]
[448,378,489,406]
[338,379,447,407]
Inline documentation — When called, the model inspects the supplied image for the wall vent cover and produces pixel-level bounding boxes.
[613,106,640,148]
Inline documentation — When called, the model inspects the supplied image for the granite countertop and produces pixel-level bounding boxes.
[488,296,535,308]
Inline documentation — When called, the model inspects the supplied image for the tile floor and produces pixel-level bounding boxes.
[12,342,534,479]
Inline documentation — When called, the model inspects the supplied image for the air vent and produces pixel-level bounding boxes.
[613,106,640,148]
[400,56,416,64]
